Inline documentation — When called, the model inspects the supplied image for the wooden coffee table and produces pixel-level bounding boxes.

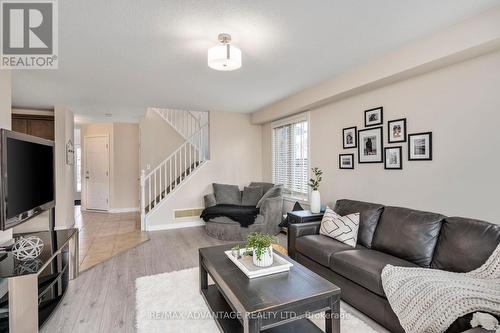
[199,244,340,333]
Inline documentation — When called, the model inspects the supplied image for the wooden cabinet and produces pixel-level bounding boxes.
[11,114,55,140]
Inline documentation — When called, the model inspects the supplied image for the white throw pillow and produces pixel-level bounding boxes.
[320,206,360,247]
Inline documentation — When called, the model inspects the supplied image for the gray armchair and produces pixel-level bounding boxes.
[203,184,283,241]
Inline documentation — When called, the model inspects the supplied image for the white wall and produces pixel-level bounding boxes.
[252,6,500,124]
[0,71,11,132]
[112,123,139,211]
[147,111,263,228]
[54,107,75,229]
[262,50,500,223]
[139,109,184,172]
[261,122,272,182]
[0,71,13,242]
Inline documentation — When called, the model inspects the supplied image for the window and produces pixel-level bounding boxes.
[75,145,81,192]
[272,113,309,200]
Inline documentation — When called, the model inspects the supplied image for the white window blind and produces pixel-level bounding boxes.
[272,113,308,200]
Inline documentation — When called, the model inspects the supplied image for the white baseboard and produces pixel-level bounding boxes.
[146,219,205,231]
[81,207,139,213]
[108,207,139,213]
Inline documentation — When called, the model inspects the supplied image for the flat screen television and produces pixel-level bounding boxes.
[0,129,55,230]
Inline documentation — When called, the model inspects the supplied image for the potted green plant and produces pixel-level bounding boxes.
[308,167,323,213]
[246,233,276,267]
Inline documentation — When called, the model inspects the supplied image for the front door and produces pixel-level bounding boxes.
[84,135,109,210]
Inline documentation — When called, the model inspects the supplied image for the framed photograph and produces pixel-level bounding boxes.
[358,127,383,163]
[408,132,432,161]
[339,154,354,169]
[364,107,383,127]
[342,126,357,149]
[388,118,407,143]
[384,147,402,170]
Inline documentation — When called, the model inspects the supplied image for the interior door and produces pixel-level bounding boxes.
[84,136,109,210]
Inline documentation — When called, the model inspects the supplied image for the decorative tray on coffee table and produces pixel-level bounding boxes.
[224,248,293,279]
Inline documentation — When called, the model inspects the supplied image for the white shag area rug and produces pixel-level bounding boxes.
[136,267,380,333]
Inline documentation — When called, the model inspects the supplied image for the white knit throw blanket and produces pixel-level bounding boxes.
[381,244,500,333]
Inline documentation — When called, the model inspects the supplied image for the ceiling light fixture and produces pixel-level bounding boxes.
[207,33,242,71]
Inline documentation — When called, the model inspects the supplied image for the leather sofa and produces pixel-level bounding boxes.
[288,199,500,333]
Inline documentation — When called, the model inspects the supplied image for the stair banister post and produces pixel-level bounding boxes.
[140,169,146,230]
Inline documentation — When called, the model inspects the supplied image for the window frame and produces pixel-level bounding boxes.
[271,112,310,201]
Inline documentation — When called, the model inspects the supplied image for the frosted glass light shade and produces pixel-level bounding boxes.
[207,44,242,71]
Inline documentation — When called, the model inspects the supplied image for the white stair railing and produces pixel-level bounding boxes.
[154,108,202,141]
[140,123,209,229]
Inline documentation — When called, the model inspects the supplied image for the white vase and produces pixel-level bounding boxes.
[252,245,273,267]
[310,190,321,213]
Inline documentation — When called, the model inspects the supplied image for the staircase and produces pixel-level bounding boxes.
[140,108,209,230]
[155,108,203,140]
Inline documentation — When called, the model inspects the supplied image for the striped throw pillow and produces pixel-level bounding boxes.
[320,206,360,247]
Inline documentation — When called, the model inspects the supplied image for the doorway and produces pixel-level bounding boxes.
[84,135,109,211]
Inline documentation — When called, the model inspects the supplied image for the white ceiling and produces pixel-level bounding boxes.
[11,0,500,123]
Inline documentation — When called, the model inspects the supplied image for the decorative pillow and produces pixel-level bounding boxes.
[279,202,304,228]
[320,206,360,247]
[256,185,283,208]
[212,183,241,205]
[242,186,263,206]
[249,182,274,194]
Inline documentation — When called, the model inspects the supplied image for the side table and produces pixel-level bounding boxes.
[288,210,324,224]
[282,210,324,235]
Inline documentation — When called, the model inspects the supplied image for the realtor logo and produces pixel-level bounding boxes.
[1,0,58,69]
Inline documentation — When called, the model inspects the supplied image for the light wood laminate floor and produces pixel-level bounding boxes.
[42,227,230,332]
[42,227,387,333]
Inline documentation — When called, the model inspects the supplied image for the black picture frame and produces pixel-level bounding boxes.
[364,107,383,127]
[384,146,403,170]
[342,126,357,149]
[388,118,407,143]
[408,132,433,161]
[358,126,383,163]
[339,154,354,169]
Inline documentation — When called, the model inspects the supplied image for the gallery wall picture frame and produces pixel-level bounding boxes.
[364,107,383,127]
[388,118,407,143]
[384,146,403,170]
[408,132,433,161]
[342,126,357,149]
[358,126,383,163]
[339,154,355,169]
